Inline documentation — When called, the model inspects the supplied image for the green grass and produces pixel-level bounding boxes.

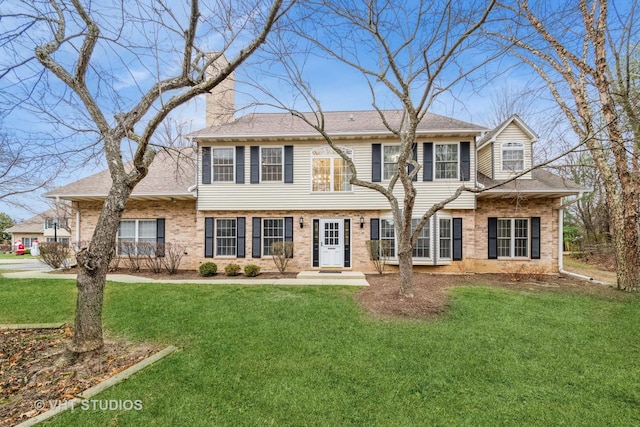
[1,277,639,426]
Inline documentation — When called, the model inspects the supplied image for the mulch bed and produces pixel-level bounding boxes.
[0,327,161,427]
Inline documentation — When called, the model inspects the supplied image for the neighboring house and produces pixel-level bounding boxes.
[46,79,586,273]
[5,209,72,250]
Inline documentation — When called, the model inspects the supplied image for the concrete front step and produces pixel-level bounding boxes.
[296,271,366,280]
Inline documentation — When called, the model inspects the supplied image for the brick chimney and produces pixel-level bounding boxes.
[205,53,235,127]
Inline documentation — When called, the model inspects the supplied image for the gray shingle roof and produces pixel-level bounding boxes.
[188,110,487,139]
[46,148,196,201]
[477,169,588,197]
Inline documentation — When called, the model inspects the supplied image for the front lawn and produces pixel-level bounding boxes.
[1,277,639,426]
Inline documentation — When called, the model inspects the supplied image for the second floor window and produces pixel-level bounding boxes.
[212,148,234,182]
[435,144,458,180]
[261,147,283,182]
[383,145,401,180]
[502,142,524,172]
[311,146,353,192]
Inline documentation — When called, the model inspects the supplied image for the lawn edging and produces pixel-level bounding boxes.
[16,345,178,427]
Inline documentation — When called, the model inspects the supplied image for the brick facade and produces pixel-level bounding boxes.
[70,197,562,275]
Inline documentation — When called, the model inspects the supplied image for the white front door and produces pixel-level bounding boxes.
[320,219,343,268]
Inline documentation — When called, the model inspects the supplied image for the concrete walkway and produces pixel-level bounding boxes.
[1,269,369,286]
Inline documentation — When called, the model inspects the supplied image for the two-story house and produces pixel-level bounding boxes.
[46,80,585,274]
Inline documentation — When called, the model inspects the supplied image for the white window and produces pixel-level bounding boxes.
[216,219,236,256]
[439,218,452,259]
[45,237,70,246]
[45,218,68,229]
[383,145,401,180]
[263,218,284,256]
[212,147,234,182]
[380,219,396,258]
[411,219,431,258]
[498,218,529,258]
[311,146,353,192]
[261,147,283,182]
[435,144,458,180]
[502,142,524,171]
[117,220,157,255]
[21,237,36,248]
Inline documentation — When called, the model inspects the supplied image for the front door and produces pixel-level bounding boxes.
[320,219,343,268]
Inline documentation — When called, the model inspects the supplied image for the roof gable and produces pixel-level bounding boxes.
[477,114,538,149]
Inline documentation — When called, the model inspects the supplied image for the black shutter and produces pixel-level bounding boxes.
[488,217,498,259]
[452,217,462,261]
[372,144,382,182]
[202,146,211,184]
[344,219,351,267]
[313,219,319,267]
[460,141,470,181]
[423,142,433,181]
[284,146,294,183]
[237,217,245,258]
[531,217,541,259]
[408,143,418,181]
[235,146,245,184]
[252,217,261,258]
[370,218,380,240]
[284,217,293,258]
[205,217,214,258]
[156,218,165,258]
[250,146,259,184]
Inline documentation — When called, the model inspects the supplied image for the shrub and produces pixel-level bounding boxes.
[366,240,391,274]
[142,243,164,273]
[244,264,260,277]
[199,262,217,277]
[271,241,294,273]
[39,242,71,269]
[163,242,186,275]
[224,263,241,276]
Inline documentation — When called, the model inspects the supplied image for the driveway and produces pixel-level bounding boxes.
[0,257,53,272]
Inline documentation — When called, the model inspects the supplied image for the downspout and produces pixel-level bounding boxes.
[187,136,198,201]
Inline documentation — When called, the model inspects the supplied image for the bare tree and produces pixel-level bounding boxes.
[0,130,61,204]
[252,0,498,297]
[488,0,640,291]
[0,0,291,354]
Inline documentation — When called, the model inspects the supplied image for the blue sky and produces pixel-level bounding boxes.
[0,0,563,223]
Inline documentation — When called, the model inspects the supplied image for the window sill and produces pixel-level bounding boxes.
[385,258,452,266]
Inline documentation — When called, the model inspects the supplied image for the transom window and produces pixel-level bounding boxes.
[216,219,236,256]
[498,218,529,258]
[383,145,401,180]
[502,142,524,171]
[118,219,156,255]
[435,144,458,180]
[439,218,452,259]
[311,146,353,192]
[212,147,234,182]
[412,219,430,258]
[263,218,284,256]
[261,147,283,182]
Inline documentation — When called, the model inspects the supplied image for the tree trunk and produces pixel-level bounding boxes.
[398,249,414,298]
[71,184,131,353]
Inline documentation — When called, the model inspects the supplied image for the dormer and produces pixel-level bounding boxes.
[476,115,537,180]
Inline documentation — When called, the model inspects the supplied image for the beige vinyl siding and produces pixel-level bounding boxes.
[493,123,533,180]
[477,143,493,178]
[197,138,476,211]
